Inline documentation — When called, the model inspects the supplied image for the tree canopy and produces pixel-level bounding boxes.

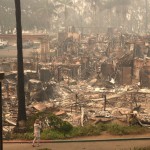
[0,0,149,34]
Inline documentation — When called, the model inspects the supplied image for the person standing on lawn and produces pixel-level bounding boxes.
[32,119,42,147]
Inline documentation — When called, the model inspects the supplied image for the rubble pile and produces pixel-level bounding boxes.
[1,31,150,134]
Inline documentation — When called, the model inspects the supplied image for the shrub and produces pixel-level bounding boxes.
[47,114,73,135]
[47,114,63,129]
[58,121,73,136]
[26,111,53,132]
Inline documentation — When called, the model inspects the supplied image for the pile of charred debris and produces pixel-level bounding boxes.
[1,29,150,136]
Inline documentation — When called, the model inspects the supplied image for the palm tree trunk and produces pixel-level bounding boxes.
[14,0,26,126]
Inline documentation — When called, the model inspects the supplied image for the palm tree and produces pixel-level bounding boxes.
[14,0,26,128]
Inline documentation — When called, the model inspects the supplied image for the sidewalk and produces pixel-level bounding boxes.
[4,132,150,143]
[3,139,150,150]
[3,133,150,150]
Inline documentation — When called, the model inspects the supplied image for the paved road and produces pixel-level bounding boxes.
[3,139,150,150]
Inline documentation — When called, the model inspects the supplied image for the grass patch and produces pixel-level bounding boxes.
[69,124,103,137]
[11,132,34,140]
[11,122,150,140]
[41,124,103,139]
[41,129,65,140]
[106,123,147,135]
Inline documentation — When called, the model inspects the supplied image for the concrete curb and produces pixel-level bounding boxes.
[3,137,150,143]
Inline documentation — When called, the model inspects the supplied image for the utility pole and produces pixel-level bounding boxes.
[0,73,4,150]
